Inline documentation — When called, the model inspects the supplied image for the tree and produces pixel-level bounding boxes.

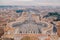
[43,12,60,21]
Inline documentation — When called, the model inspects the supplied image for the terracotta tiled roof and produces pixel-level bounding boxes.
[0,17,6,21]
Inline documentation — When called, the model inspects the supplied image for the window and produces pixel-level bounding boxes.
[20,31,22,33]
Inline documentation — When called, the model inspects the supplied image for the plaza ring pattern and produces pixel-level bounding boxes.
[6,20,53,34]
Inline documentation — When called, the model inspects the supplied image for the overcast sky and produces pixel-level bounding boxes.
[0,0,60,6]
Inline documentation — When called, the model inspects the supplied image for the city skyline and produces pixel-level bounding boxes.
[0,0,60,6]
